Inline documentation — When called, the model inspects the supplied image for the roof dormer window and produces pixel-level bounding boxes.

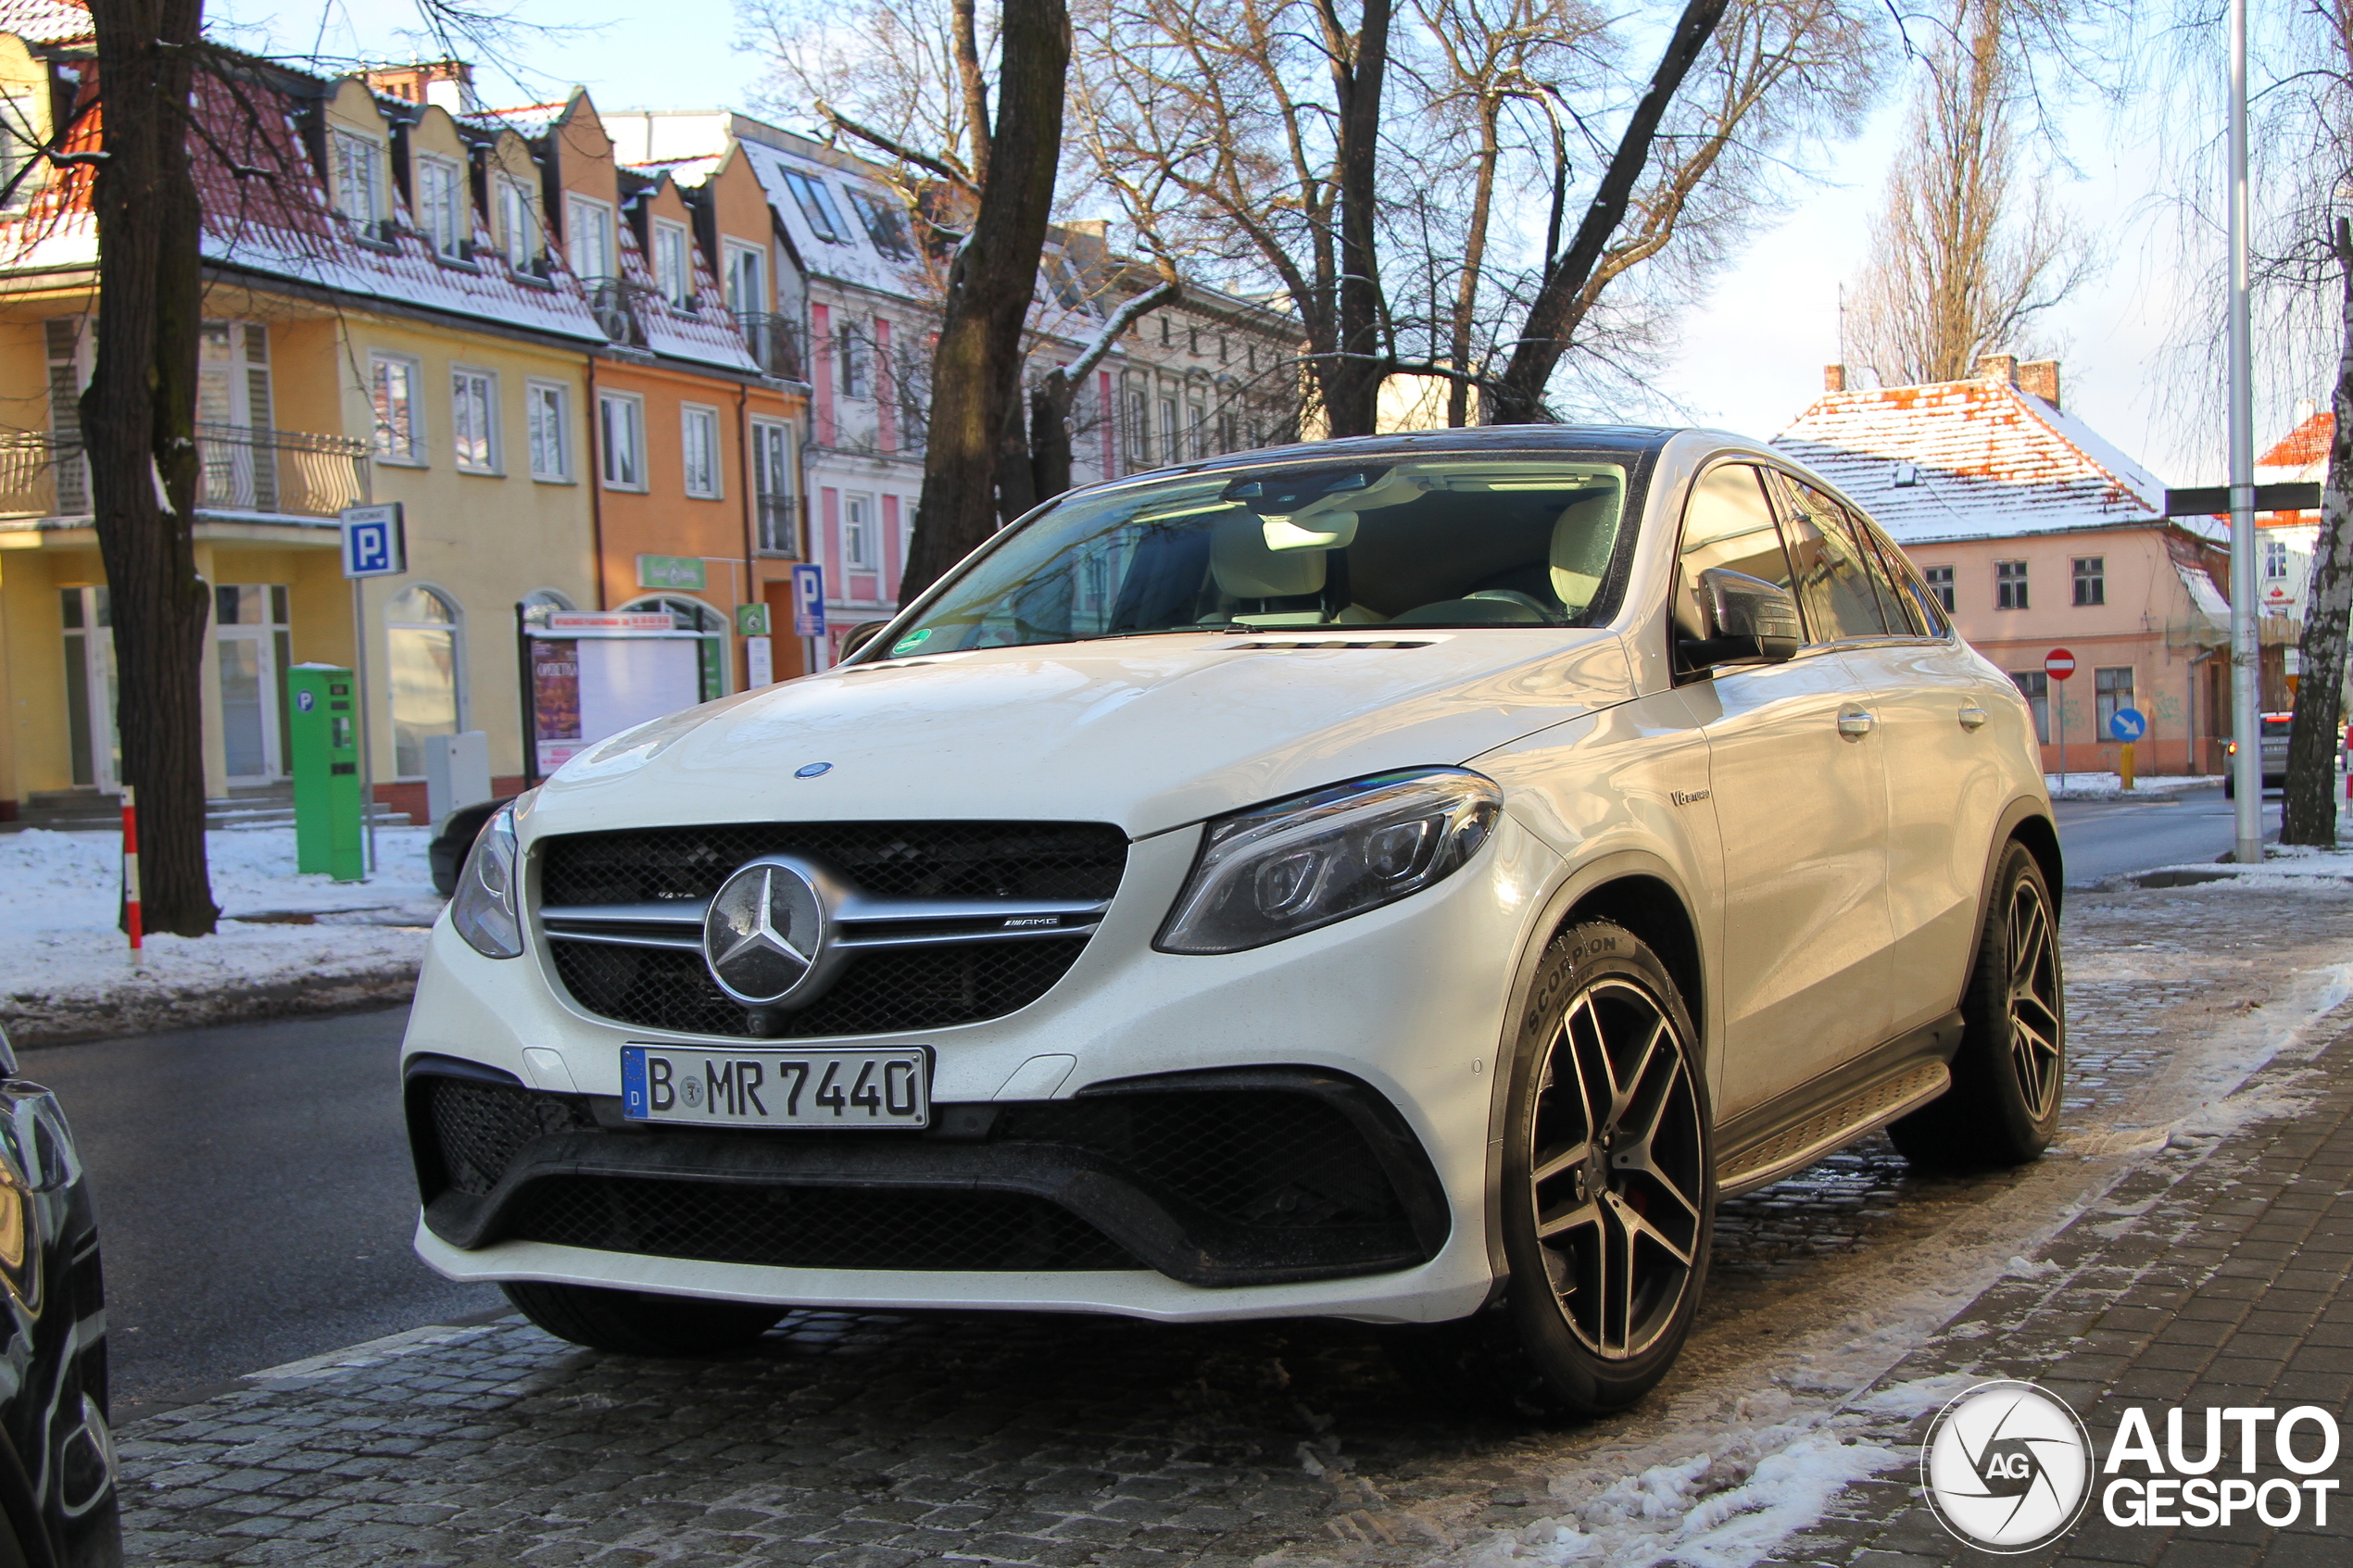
[568,194,616,283]
[847,188,913,258]
[653,219,691,307]
[779,169,849,244]
[416,154,465,259]
[331,130,384,224]
[1892,461,1919,488]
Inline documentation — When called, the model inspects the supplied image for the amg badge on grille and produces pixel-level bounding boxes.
[703,859,831,1007]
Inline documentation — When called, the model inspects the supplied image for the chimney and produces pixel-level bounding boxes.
[1976,354,2019,386]
[363,60,479,115]
[1823,364,1847,393]
[2017,359,2060,408]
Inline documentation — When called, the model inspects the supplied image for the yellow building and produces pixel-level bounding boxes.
[0,31,807,824]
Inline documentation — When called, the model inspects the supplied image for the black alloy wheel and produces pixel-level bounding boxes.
[1527,974,1708,1360]
[1386,920,1713,1418]
[1889,839,2066,1169]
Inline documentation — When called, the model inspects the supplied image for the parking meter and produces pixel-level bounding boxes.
[287,663,365,882]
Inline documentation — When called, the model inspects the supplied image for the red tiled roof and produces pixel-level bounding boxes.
[2259,409,2333,470]
[0,0,90,44]
[1772,377,2177,546]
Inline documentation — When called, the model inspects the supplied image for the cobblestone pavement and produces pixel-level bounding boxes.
[115,884,2353,1566]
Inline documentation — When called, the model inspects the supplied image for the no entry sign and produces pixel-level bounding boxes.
[2045,648,2077,681]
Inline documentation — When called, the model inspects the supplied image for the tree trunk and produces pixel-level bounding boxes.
[1031,377,1076,503]
[82,0,218,936]
[2281,220,2353,847]
[1449,100,1501,429]
[994,394,1038,526]
[1317,0,1392,438]
[899,0,1071,604]
[1485,0,1729,423]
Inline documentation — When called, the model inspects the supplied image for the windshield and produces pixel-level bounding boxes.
[876,457,1634,658]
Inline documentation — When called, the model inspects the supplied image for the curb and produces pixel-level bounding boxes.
[1,964,418,1048]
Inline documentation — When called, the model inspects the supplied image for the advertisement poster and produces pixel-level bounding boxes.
[528,612,704,773]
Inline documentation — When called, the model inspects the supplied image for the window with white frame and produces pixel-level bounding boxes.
[1995,558,2029,610]
[1924,564,1956,613]
[416,156,465,258]
[497,176,536,267]
[598,392,645,489]
[450,368,497,472]
[2265,536,2291,580]
[1126,388,1151,467]
[751,419,795,554]
[369,352,422,462]
[724,242,765,317]
[331,131,384,224]
[843,493,875,570]
[568,195,616,282]
[653,220,690,307]
[681,404,720,498]
[525,380,570,480]
[1159,397,1179,465]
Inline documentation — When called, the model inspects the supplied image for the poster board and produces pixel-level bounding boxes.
[525,611,709,774]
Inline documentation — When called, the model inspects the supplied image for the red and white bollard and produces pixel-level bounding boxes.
[121,784,143,967]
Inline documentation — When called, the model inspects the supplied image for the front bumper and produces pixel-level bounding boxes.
[402,813,1563,1323]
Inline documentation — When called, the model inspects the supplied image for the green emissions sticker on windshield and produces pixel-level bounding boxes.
[890,628,933,656]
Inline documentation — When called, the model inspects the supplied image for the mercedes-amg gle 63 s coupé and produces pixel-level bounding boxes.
[403,426,2064,1415]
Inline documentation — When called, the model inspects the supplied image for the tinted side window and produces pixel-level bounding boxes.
[1850,507,1949,636]
[1838,507,1923,634]
[1674,464,1794,642]
[1764,471,1887,642]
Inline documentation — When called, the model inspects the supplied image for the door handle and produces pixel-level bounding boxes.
[1837,709,1875,738]
[1958,706,1989,731]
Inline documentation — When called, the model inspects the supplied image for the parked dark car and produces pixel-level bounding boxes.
[0,1024,120,1567]
[429,797,516,897]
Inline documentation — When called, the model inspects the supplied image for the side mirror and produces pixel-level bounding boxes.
[1680,569,1802,672]
[840,621,893,659]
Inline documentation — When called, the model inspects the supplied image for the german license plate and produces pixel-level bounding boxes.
[620,1046,930,1128]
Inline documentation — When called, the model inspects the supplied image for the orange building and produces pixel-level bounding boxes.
[494,93,811,695]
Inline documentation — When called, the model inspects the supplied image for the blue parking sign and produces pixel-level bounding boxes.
[2109,706,2147,743]
[340,504,406,579]
[792,562,826,637]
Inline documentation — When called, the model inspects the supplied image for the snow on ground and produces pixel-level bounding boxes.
[0,826,445,1045]
[2045,771,2220,800]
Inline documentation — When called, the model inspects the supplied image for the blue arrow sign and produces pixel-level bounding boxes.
[2109,706,2147,743]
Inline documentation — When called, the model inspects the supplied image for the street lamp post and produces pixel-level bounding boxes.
[2228,0,2263,865]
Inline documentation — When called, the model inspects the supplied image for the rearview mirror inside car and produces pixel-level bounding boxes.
[1679,569,1802,673]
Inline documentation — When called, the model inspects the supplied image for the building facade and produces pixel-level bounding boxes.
[0,26,807,822]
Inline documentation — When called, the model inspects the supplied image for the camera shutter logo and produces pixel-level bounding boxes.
[703,861,829,1006]
[1923,1380,2093,1551]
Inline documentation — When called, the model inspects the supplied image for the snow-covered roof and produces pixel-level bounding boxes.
[727,132,931,301]
[1773,376,2183,546]
[0,0,89,44]
[2175,561,2231,645]
[2258,409,2331,481]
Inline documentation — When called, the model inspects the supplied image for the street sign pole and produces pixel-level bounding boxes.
[2046,649,2077,791]
[341,503,408,879]
[2227,0,2262,864]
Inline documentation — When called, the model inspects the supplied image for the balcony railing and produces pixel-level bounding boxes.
[754,492,799,556]
[735,313,804,381]
[0,425,370,520]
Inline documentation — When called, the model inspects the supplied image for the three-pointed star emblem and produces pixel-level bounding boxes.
[702,860,827,1005]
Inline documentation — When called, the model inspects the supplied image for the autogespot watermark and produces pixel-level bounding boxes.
[1922,1380,2344,1551]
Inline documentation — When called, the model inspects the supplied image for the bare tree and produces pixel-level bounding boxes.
[2290,217,2353,847]
[78,0,217,936]
[1843,0,2088,387]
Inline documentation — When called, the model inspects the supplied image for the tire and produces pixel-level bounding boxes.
[1888,840,2065,1169]
[2224,774,2235,799]
[1387,921,1712,1419]
[501,1281,781,1357]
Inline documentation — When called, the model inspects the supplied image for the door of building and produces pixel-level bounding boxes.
[215,583,291,783]
[58,585,120,794]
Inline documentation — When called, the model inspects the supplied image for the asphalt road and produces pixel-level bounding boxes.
[20,1007,500,1410]
[2049,784,2284,885]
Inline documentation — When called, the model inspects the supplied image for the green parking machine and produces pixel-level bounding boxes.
[288,663,365,882]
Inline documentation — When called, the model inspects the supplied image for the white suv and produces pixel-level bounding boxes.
[405,428,2062,1415]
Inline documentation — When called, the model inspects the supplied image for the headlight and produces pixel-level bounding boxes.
[452,802,523,959]
[1156,769,1502,954]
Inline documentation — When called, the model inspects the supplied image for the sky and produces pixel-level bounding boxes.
[220,0,2246,485]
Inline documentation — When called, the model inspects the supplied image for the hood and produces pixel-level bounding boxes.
[524,629,1635,841]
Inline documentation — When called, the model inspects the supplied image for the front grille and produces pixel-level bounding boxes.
[425,1075,595,1196]
[547,935,1090,1040]
[996,1093,1404,1229]
[536,822,1127,1037]
[506,1177,1140,1271]
[540,822,1127,906]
